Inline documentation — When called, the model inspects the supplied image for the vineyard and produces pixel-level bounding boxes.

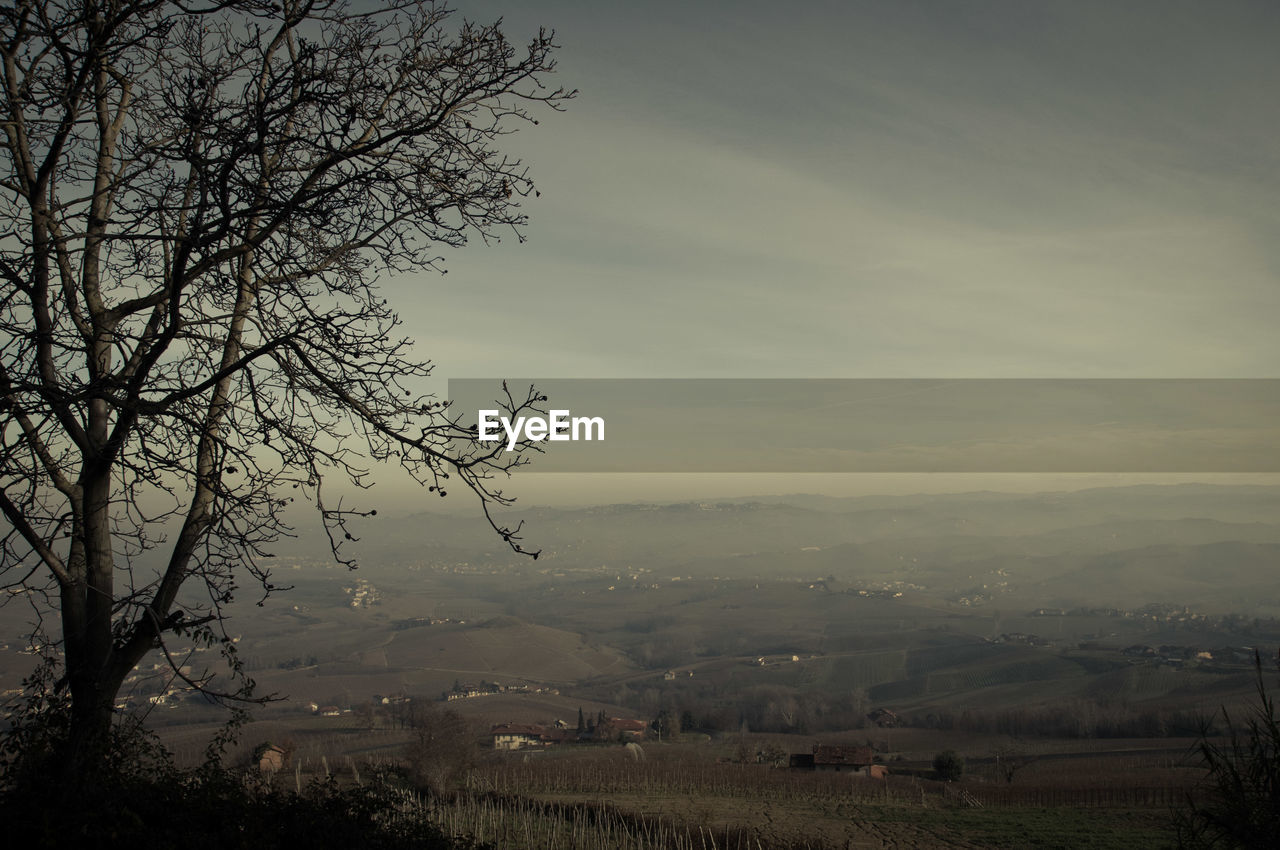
[423,793,814,850]
[228,741,1190,849]
[465,752,1198,809]
[428,753,1186,849]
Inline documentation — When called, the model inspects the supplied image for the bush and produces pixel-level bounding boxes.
[2,767,478,850]
[933,749,964,781]
[1176,651,1280,849]
[1,688,481,850]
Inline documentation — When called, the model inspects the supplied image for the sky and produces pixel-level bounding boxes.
[367,1,1280,505]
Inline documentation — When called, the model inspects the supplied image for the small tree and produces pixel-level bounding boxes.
[933,749,964,781]
[0,0,571,774]
[651,708,674,741]
[992,744,1035,784]
[404,704,474,796]
[1176,651,1280,848]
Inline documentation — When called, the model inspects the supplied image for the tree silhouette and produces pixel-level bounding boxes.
[0,0,570,773]
[404,703,475,796]
[933,749,964,781]
[1177,651,1280,848]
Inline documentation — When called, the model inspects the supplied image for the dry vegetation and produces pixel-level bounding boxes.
[239,739,1190,849]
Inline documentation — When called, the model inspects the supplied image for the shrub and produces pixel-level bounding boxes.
[933,749,965,781]
[1176,651,1280,848]
[1,687,480,850]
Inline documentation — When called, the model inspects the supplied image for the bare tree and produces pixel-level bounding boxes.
[403,702,474,795]
[991,743,1036,784]
[0,0,570,772]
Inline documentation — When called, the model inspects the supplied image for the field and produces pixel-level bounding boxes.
[239,739,1192,849]
[6,486,1280,847]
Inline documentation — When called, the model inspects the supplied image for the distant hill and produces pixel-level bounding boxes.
[277,483,1280,614]
[381,616,634,684]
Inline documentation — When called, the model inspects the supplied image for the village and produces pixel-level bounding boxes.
[487,713,892,781]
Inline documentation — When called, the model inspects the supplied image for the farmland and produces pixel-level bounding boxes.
[222,736,1194,849]
[4,483,1279,846]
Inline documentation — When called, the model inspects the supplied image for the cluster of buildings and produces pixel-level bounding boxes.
[991,632,1051,646]
[445,681,560,701]
[342,578,380,608]
[1116,643,1256,666]
[308,693,411,717]
[489,716,648,750]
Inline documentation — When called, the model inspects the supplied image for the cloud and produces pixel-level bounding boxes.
[398,1,1280,380]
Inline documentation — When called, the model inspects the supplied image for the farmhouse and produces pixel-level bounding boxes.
[813,744,875,773]
[490,722,579,750]
[255,743,289,774]
[490,723,549,750]
[600,717,648,741]
[867,708,899,727]
[791,744,880,775]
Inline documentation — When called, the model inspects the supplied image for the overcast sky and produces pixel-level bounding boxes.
[371,1,1280,504]
[379,0,1280,381]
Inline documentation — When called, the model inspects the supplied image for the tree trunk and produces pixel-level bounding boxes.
[61,465,119,778]
[64,665,115,779]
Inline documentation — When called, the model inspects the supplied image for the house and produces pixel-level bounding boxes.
[490,722,577,749]
[792,744,876,773]
[867,708,899,728]
[599,717,648,741]
[256,743,289,774]
[490,723,548,750]
[541,727,577,745]
[812,744,875,773]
